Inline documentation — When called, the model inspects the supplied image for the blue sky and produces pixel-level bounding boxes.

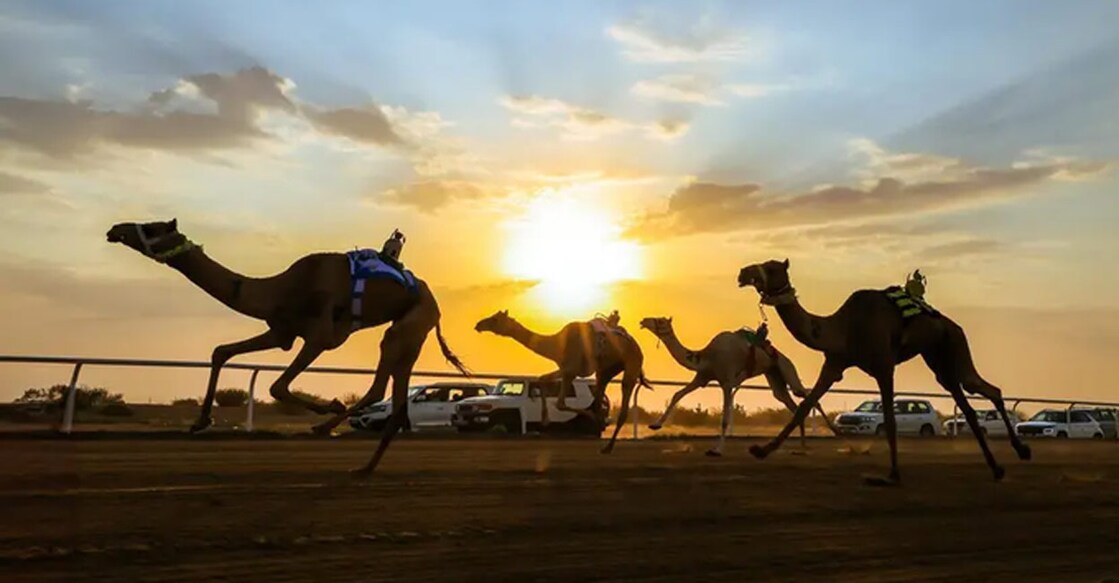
[1,0,1117,406]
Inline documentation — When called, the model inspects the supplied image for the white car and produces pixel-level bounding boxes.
[835,399,941,437]
[452,377,609,436]
[348,382,493,431]
[942,409,1010,437]
[1015,409,1106,439]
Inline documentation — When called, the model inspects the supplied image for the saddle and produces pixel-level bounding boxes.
[589,317,633,363]
[884,286,939,320]
[734,326,780,374]
[346,249,419,331]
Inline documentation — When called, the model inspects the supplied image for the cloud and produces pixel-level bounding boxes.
[376,180,498,213]
[606,19,750,63]
[499,94,687,141]
[0,66,434,162]
[631,76,803,106]
[629,140,1111,241]
[631,75,723,106]
[303,105,403,146]
[0,171,50,195]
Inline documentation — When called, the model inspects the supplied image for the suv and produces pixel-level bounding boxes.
[942,409,1010,437]
[835,399,940,437]
[1015,409,1106,439]
[452,377,610,436]
[349,382,493,431]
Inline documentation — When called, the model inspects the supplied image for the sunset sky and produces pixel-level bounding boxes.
[2,1,1118,413]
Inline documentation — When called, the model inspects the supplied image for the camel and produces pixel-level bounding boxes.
[737,259,1032,484]
[107,219,468,476]
[474,310,651,453]
[638,317,838,456]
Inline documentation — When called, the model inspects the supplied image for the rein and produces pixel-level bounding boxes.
[135,225,198,263]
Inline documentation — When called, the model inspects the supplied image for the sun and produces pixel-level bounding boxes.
[503,192,643,315]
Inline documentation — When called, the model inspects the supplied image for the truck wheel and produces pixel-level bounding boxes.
[1056,431,1068,439]
[1093,433,1104,439]
[875,425,884,436]
[567,414,604,437]
[489,411,522,435]
[919,424,935,437]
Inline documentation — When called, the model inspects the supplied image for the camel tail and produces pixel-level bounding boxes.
[638,370,655,390]
[435,321,471,377]
[946,322,994,394]
[773,352,807,396]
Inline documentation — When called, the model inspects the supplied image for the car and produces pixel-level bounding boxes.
[452,377,610,436]
[1015,409,1106,439]
[348,382,494,431]
[834,399,941,437]
[1087,408,1118,439]
[942,409,1011,437]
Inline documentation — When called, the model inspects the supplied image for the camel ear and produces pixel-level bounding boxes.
[782,258,789,269]
[500,309,508,316]
[169,218,178,231]
[668,317,673,323]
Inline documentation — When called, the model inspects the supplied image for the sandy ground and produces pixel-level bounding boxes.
[1,435,1118,582]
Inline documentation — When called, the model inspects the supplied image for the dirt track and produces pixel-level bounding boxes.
[1,436,1118,582]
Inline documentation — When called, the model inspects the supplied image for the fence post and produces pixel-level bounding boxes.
[632,386,640,440]
[61,362,83,434]
[246,369,260,432]
[952,405,959,437]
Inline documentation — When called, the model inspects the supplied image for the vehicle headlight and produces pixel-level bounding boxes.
[370,404,388,413]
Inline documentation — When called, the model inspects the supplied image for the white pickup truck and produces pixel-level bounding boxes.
[835,399,941,437]
[348,382,494,431]
[452,377,610,436]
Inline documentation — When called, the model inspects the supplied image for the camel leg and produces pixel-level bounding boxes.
[352,322,429,477]
[766,371,807,451]
[962,375,1031,462]
[601,370,638,454]
[312,333,402,436]
[352,347,422,477]
[870,370,901,486]
[768,357,838,436]
[268,342,337,415]
[750,359,845,460]
[707,382,736,457]
[650,375,707,430]
[191,330,285,433]
[534,370,564,427]
[937,375,1005,481]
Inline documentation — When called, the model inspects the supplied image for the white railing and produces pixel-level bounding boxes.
[3,354,1118,437]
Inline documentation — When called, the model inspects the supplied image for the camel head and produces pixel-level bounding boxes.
[737,258,791,297]
[639,316,674,337]
[106,219,193,263]
[475,310,517,335]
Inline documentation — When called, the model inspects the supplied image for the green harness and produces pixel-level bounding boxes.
[885,286,938,319]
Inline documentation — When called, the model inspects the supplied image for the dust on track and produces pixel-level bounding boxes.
[1,437,1118,582]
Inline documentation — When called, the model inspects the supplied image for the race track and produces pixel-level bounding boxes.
[1,436,1118,582]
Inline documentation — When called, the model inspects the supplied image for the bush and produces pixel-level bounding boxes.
[100,402,134,417]
[214,388,249,407]
[171,398,200,407]
[15,384,123,411]
[341,392,362,406]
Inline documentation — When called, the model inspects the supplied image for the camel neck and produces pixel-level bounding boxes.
[774,298,835,354]
[166,248,270,320]
[654,326,702,372]
[504,320,561,362]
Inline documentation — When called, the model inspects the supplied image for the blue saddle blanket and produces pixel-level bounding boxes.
[346,249,418,331]
[346,249,417,291]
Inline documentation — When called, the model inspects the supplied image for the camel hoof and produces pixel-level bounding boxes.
[648,423,662,431]
[189,416,213,434]
[993,465,1006,482]
[748,445,770,460]
[600,445,614,455]
[1016,443,1032,461]
[705,449,723,458]
[311,423,335,437]
[863,475,900,488]
[349,467,373,480]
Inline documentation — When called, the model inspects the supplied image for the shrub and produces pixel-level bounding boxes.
[341,392,362,406]
[171,398,200,407]
[214,388,249,408]
[15,385,123,411]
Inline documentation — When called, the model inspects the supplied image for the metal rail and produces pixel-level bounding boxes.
[4,354,1118,435]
